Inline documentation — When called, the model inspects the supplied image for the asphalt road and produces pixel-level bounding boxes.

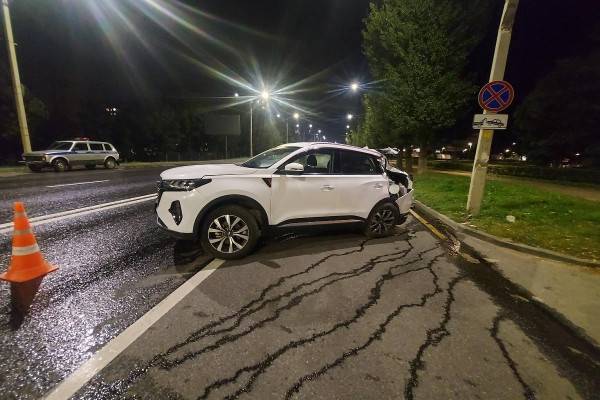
[0,167,598,400]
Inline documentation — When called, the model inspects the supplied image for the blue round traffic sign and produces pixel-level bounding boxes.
[478,80,515,113]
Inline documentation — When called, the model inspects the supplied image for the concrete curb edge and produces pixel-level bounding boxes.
[413,200,600,268]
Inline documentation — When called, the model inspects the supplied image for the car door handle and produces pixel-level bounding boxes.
[321,185,334,191]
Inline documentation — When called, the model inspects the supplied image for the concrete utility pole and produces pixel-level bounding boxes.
[2,0,31,153]
[467,0,519,215]
[249,103,253,157]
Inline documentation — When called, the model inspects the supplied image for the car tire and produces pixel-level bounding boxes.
[200,205,260,260]
[364,202,399,238]
[104,157,117,169]
[85,164,97,170]
[52,158,68,173]
[28,165,42,172]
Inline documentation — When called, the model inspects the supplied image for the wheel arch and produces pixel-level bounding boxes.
[193,195,269,236]
[50,156,69,166]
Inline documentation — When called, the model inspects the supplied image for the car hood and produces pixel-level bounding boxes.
[160,164,259,179]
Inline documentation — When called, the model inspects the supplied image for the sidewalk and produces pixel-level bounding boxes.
[415,201,600,349]
[435,169,600,202]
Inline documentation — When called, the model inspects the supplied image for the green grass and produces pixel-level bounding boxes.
[413,172,600,261]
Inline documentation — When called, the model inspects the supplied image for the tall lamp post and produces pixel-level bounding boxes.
[2,0,31,153]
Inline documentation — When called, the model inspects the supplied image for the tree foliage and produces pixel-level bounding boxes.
[514,51,600,167]
[361,0,493,154]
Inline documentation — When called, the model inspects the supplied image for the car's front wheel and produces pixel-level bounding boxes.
[52,158,68,172]
[364,202,399,238]
[200,205,260,259]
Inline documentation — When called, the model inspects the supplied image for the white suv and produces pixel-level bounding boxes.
[156,143,414,259]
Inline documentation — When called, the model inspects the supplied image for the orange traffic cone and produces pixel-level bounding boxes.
[0,202,57,283]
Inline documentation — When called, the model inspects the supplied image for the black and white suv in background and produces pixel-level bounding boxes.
[156,143,414,259]
[22,139,120,172]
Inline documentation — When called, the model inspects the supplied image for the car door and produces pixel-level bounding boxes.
[88,142,105,163]
[270,148,337,225]
[329,149,389,219]
[71,142,90,165]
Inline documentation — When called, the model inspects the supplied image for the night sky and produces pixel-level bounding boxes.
[2,0,599,144]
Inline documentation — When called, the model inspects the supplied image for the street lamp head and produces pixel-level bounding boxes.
[234,93,239,97]
[276,113,281,118]
[347,113,353,120]
[309,124,313,128]
[296,124,300,128]
[293,112,300,120]
[318,129,322,134]
[351,82,359,92]
[346,125,350,129]
[261,90,270,101]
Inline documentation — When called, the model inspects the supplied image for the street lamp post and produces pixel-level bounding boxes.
[2,0,31,153]
[249,102,254,157]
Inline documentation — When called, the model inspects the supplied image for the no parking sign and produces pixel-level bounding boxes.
[478,80,515,113]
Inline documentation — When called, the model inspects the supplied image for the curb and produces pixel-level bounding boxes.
[413,200,600,268]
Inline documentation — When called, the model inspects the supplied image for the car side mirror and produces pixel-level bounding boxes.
[283,162,304,175]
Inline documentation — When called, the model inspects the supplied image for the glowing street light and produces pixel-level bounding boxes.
[261,90,270,101]
[346,125,350,129]
[293,112,300,120]
[276,113,281,118]
[234,92,239,97]
[309,124,313,129]
[347,113,353,121]
[350,82,359,92]
[296,124,300,128]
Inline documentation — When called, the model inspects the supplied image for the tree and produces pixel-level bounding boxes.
[514,51,600,167]
[362,0,493,171]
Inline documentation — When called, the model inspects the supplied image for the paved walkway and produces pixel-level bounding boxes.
[434,170,600,202]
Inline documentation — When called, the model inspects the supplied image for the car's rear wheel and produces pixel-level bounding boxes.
[104,157,117,169]
[364,202,399,238]
[200,205,259,259]
[52,158,68,172]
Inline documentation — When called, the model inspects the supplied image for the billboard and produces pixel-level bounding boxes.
[205,114,241,136]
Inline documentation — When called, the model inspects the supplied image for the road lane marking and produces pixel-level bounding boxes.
[409,209,448,240]
[43,258,224,400]
[0,194,157,234]
[45,180,110,188]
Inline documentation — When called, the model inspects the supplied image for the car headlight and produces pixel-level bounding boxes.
[161,178,212,191]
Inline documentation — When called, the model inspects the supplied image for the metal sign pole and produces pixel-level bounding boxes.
[467,0,519,215]
[2,0,31,153]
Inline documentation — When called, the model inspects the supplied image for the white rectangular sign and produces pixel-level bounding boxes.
[473,114,509,130]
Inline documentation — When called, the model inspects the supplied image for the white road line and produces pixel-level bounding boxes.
[43,258,225,400]
[46,180,110,188]
[0,194,156,234]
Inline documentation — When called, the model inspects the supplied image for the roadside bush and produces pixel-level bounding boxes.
[429,160,600,184]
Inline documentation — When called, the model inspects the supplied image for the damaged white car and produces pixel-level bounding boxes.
[156,143,414,259]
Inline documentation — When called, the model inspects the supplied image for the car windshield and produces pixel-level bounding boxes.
[48,141,72,150]
[241,146,301,169]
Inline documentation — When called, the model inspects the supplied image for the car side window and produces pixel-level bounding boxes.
[285,149,333,174]
[89,143,104,151]
[339,150,382,175]
[73,142,89,151]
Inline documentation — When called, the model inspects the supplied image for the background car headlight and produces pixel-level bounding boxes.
[161,178,212,191]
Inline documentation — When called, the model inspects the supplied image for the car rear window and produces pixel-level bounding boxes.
[89,143,104,151]
[103,143,114,151]
[338,150,382,175]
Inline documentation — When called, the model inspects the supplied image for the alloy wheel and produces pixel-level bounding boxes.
[207,214,250,254]
[370,209,396,235]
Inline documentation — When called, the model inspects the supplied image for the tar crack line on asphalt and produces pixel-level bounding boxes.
[403,274,464,400]
[490,313,536,400]
[89,239,372,397]
[197,245,442,399]
[284,253,458,399]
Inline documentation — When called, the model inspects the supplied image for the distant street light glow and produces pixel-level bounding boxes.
[261,90,270,100]
[347,113,353,120]
[234,93,239,97]
[351,82,359,92]
[276,113,281,118]
[293,112,300,120]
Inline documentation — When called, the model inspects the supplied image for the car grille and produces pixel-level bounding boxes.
[25,155,44,161]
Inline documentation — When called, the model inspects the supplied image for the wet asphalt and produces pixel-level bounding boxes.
[0,168,599,400]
